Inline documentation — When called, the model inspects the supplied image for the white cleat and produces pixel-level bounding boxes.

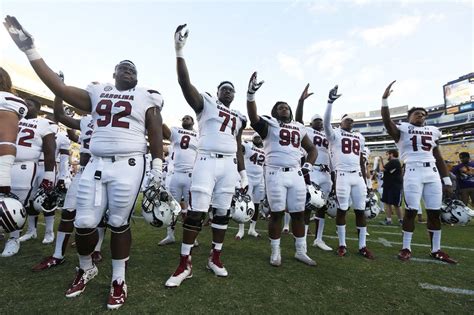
[19,230,37,242]
[207,249,228,277]
[295,252,317,266]
[313,239,333,251]
[193,239,199,247]
[248,229,260,238]
[270,247,281,267]
[1,238,20,257]
[158,235,176,246]
[165,255,192,288]
[42,232,55,244]
[65,265,99,298]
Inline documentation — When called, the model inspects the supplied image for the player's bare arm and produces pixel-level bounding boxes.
[301,135,317,164]
[54,98,81,130]
[381,80,400,142]
[236,127,245,172]
[295,83,314,124]
[246,72,264,125]
[66,129,79,143]
[323,85,341,142]
[162,123,171,140]
[42,133,56,173]
[174,24,203,113]
[433,146,453,195]
[146,107,164,162]
[4,16,92,112]
[360,154,368,186]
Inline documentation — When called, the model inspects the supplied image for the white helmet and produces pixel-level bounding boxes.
[259,196,270,216]
[230,190,255,223]
[0,196,27,233]
[306,183,326,211]
[365,191,381,219]
[32,188,60,214]
[440,199,471,225]
[326,193,338,218]
[142,185,181,228]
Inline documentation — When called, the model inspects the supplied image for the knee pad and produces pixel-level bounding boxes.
[61,209,76,222]
[75,227,96,236]
[211,207,230,229]
[405,209,418,218]
[107,214,130,229]
[183,211,206,232]
[109,224,130,234]
[74,215,99,229]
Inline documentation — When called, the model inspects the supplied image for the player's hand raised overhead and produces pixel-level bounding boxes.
[299,83,314,102]
[3,15,35,53]
[247,72,264,102]
[328,85,341,104]
[174,24,189,58]
[382,80,396,99]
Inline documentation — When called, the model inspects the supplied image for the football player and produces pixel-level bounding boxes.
[0,67,28,196]
[166,25,248,287]
[381,81,457,264]
[246,72,317,266]
[1,97,56,257]
[4,16,164,309]
[323,86,374,259]
[158,115,198,246]
[32,86,105,270]
[235,133,265,240]
[295,84,333,251]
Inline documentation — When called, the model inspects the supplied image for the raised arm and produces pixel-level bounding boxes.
[323,85,341,142]
[381,80,400,142]
[4,16,91,112]
[162,123,171,140]
[246,72,268,139]
[174,24,203,113]
[295,83,314,124]
[66,129,79,143]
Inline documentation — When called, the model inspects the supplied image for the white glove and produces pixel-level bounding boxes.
[239,170,249,192]
[150,158,163,188]
[174,24,189,58]
[328,85,342,104]
[247,72,264,102]
[3,15,40,60]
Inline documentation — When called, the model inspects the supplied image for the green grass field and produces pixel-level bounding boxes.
[1,201,473,314]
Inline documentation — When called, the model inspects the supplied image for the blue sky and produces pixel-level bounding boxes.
[1,0,472,125]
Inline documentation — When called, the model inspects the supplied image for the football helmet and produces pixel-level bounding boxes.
[365,191,381,219]
[32,188,60,213]
[326,192,338,218]
[230,190,255,223]
[142,185,181,228]
[306,182,326,211]
[440,199,471,225]
[0,196,27,233]
[259,196,270,216]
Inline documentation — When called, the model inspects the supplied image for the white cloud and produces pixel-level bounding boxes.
[355,16,422,46]
[277,52,304,80]
[304,40,356,76]
[307,1,338,14]
[426,13,446,22]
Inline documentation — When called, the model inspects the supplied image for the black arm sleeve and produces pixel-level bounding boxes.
[250,117,269,139]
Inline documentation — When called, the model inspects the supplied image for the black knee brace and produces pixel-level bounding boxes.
[61,209,76,222]
[76,227,97,236]
[109,224,130,234]
[183,211,206,232]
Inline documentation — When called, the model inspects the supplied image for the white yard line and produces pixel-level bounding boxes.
[367,224,399,229]
[419,283,474,296]
[371,231,401,236]
[410,258,447,265]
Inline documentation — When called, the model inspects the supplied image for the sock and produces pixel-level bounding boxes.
[237,224,244,235]
[249,220,257,232]
[270,238,280,248]
[402,231,413,251]
[294,236,306,254]
[304,224,309,237]
[181,243,193,256]
[212,242,223,251]
[316,218,325,241]
[386,217,392,223]
[337,225,346,247]
[112,258,128,282]
[94,227,105,252]
[283,213,290,229]
[44,216,55,234]
[53,232,67,259]
[27,216,37,233]
[429,229,441,253]
[78,254,93,270]
[357,227,367,249]
[167,226,174,237]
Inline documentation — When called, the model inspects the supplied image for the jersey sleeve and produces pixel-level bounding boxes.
[147,89,164,111]
[60,134,71,150]
[38,119,56,138]
[0,92,28,118]
[169,127,179,143]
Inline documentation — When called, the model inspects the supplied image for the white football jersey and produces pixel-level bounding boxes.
[78,115,94,154]
[55,131,71,160]
[243,141,265,178]
[86,83,164,156]
[305,127,330,166]
[396,122,441,163]
[261,116,307,168]
[169,127,198,172]
[0,91,28,118]
[327,128,365,171]
[16,117,55,162]
[196,93,247,155]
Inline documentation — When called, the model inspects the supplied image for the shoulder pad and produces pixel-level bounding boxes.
[147,89,161,95]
